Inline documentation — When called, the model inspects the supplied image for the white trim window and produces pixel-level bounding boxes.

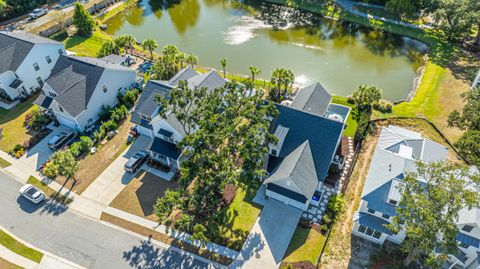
[358,225,382,239]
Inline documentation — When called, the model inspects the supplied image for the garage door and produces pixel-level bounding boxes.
[55,113,79,130]
[266,189,307,211]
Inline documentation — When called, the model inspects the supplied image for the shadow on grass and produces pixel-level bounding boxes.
[283,226,310,259]
[0,94,37,125]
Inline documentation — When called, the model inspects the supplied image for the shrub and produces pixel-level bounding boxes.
[43,161,59,178]
[69,142,83,157]
[10,144,25,158]
[373,100,393,113]
[327,194,346,221]
[346,95,355,104]
[102,120,118,133]
[354,110,372,141]
[24,108,51,131]
[118,88,140,108]
[320,224,329,234]
[322,214,332,225]
[99,105,113,121]
[79,136,93,151]
[93,128,105,143]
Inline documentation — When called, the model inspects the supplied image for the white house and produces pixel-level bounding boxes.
[34,55,136,131]
[352,125,449,244]
[0,31,66,100]
[131,67,226,170]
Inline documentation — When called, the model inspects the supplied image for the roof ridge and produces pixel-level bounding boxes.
[285,141,312,197]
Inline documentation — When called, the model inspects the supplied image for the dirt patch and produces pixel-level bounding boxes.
[55,117,132,194]
[109,171,179,221]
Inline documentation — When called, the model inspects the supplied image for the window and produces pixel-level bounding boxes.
[140,114,151,121]
[358,225,367,233]
[462,225,474,233]
[36,77,43,86]
[388,199,398,206]
[33,63,40,71]
[367,208,376,214]
[48,91,56,98]
[58,49,64,55]
[102,85,108,93]
[46,56,52,64]
[365,227,374,236]
[382,213,390,220]
[59,106,63,112]
[163,135,173,142]
[373,231,382,239]
[459,242,469,249]
[271,149,277,156]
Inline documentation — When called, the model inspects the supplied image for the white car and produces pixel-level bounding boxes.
[19,184,46,204]
[30,8,48,19]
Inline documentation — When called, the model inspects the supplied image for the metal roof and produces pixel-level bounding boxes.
[357,212,393,235]
[148,137,181,160]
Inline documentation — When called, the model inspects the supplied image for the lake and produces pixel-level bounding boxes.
[105,0,428,100]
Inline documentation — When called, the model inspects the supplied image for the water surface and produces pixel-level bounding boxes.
[105,0,427,100]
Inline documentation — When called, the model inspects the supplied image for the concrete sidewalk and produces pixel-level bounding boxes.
[0,225,85,269]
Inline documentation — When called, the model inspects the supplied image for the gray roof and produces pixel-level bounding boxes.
[0,31,61,73]
[168,67,199,86]
[264,141,318,201]
[290,82,332,116]
[99,54,127,65]
[361,126,449,219]
[131,80,173,129]
[45,55,133,117]
[186,70,226,91]
[267,104,344,184]
[45,55,105,117]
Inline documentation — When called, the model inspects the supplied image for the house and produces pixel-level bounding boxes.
[131,67,226,170]
[352,125,449,245]
[262,82,347,211]
[34,55,136,131]
[99,54,134,67]
[0,31,66,100]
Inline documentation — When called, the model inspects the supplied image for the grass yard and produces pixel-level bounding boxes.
[331,96,358,137]
[0,95,38,153]
[100,212,233,265]
[27,176,72,205]
[0,229,43,263]
[0,257,23,269]
[0,157,12,168]
[56,118,132,194]
[110,171,179,221]
[223,188,262,250]
[62,30,112,57]
[283,225,326,267]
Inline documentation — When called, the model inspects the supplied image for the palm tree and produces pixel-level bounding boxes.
[186,54,199,68]
[123,34,136,54]
[220,58,227,78]
[142,38,158,60]
[269,68,294,102]
[281,69,294,98]
[175,52,187,69]
[248,65,261,83]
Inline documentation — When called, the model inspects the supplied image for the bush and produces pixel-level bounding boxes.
[118,88,140,108]
[99,105,113,121]
[24,108,51,131]
[80,136,93,151]
[43,161,59,178]
[69,142,83,157]
[373,100,393,113]
[326,194,346,221]
[102,120,118,132]
[10,144,25,158]
[354,110,372,141]
[110,105,128,123]
[346,95,355,104]
[94,128,105,143]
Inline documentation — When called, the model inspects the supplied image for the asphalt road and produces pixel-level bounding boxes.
[0,171,214,269]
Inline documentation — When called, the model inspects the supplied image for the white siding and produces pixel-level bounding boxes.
[151,116,184,143]
[136,125,154,138]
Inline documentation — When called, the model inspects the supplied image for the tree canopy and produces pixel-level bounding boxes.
[141,38,159,60]
[268,68,294,103]
[351,85,383,109]
[154,80,278,243]
[72,2,95,37]
[388,162,480,267]
[151,45,197,80]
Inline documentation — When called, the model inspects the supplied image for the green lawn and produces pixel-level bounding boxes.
[27,176,73,205]
[0,229,43,263]
[283,226,326,265]
[0,95,38,152]
[223,188,262,250]
[63,30,112,57]
[331,96,358,137]
[0,157,12,168]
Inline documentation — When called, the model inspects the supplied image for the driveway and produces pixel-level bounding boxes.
[5,124,72,182]
[230,199,302,269]
[80,135,151,209]
[0,170,215,269]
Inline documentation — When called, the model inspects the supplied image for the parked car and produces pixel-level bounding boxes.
[19,184,45,204]
[124,151,148,173]
[30,8,48,19]
[48,131,75,150]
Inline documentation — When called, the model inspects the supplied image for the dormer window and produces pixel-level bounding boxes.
[46,56,52,64]
[58,49,64,55]
[33,63,40,71]
[462,225,474,233]
[271,149,277,156]
[140,114,151,121]
[48,91,56,98]
[102,85,108,93]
